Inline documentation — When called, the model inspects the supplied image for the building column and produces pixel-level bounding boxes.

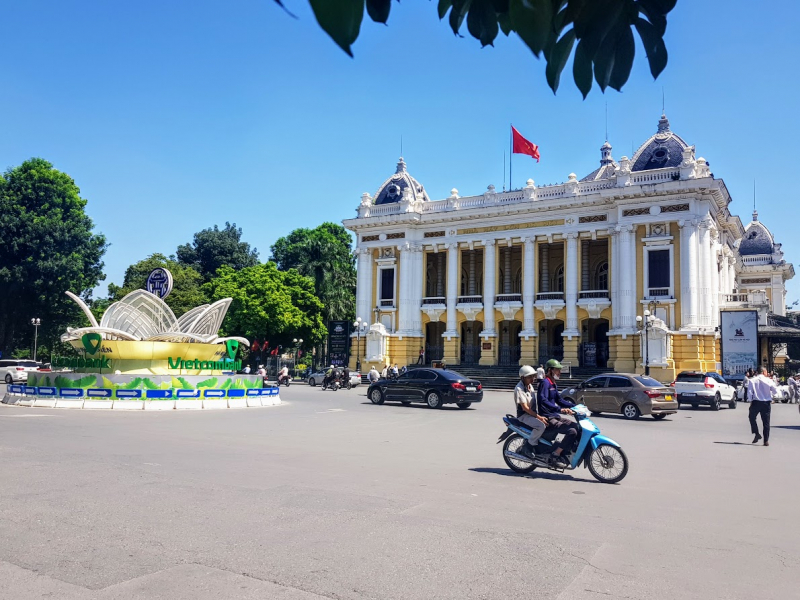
[728,256,737,292]
[482,239,497,335]
[617,224,635,331]
[540,244,550,293]
[565,232,580,335]
[679,219,699,328]
[608,229,620,329]
[445,243,459,336]
[697,218,712,328]
[397,243,412,334]
[710,235,720,328]
[720,249,729,296]
[410,244,424,336]
[356,248,373,324]
[581,239,590,291]
[521,236,536,335]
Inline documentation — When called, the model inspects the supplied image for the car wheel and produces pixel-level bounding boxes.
[369,389,385,405]
[711,394,721,411]
[457,402,471,409]
[4,374,12,384]
[622,403,640,420]
[309,378,315,387]
[729,397,737,409]
[426,391,443,409]
[652,414,667,420]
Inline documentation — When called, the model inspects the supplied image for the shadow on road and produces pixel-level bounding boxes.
[773,425,800,430]
[469,467,604,484]
[713,441,758,446]
[359,402,474,411]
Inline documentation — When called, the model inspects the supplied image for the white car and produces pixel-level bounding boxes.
[307,369,361,387]
[1,359,40,384]
[673,371,737,410]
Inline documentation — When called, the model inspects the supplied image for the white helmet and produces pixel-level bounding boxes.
[519,365,536,379]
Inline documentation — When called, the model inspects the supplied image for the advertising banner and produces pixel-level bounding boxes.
[720,310,759,377]
[328,320,350,367]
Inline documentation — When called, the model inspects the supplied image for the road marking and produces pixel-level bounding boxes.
[0,414,58,418]
[316,408,347,413]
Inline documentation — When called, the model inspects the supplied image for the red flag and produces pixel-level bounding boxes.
[271,347,279,356]
[251,339,260,352]
[512,126,540,162]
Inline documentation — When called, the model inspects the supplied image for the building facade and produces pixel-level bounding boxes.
[343,115,794,381]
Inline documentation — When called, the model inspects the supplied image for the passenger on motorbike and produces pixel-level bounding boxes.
[342,366,351,388]
[278,365,289,384]
[323,364,336,388]
[536,359,578,469]
[514,365,548,459]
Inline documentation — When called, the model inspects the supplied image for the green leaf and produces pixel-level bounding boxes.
[509,0,553,57]
[309,0,365,57]
[608,26,635,91]
[449,0,473,35]
[467,0,499,47]
[497,11,512,36]
[572,38,593,98]
[366,0,391,24]
[545,28,576,94]
[636,0,667,36]
[438,0,453,19]
[196,377,218,389]
[634,17,667,79]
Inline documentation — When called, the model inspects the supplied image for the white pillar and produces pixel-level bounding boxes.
[720,249,729,296]
[482,239,497,335]
[679,219,699,328]
[710,238,720,327]
[397,243,412,333]
[728,256,737,292]
[410,244,424,336]
[357,248,373,324]
[522,236,536,334]
[609,229,620,328]
[698,219,712,328]
[565,233,579,333]
[617,225,635,331]
[445,242,459,335]
[581,239,590,291]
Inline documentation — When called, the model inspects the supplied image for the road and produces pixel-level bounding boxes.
[1,387,799,600]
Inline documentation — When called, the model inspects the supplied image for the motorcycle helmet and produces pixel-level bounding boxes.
[519,365,536,379]
[545,359,563,370]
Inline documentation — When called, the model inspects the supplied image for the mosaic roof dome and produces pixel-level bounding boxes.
[739,212,776,256]
[631,114,690,172]
[373,158,430,205]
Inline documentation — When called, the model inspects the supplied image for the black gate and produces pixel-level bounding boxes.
[498,344,521,367]
[538,344,563,362]
[425,344,443,363]
[461,344,480,365]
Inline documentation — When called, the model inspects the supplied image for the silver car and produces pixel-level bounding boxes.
[307,369,361,387]
[563,373,678,420]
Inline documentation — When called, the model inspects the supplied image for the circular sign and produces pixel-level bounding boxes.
[146,268,173,299]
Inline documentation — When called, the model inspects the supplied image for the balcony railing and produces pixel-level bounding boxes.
[379,299,395,308]
[421,297,446,306]
[536,292,564,301]
[740,254,772,265]
[495,293,522,303]
[578,290,610,300]
[722,293,751,303]
[457,295,483,304]
[646,288,671,298]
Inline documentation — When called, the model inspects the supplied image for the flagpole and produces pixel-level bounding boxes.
[509,124,513,191]
[503,151,506,192]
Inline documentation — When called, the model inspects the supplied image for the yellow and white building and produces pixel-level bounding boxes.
[343,115,794,381]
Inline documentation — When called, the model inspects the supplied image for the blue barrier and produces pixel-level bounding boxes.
[115,389,143,399]
[203,389,226,398]
[24,386,36,395]
[227,389,245,398]
[9,384,24,394]
[86,388,112,398]
[59,388,84,397]
[36,387,57,396]
[175,389,200,398]
[145,390,172,399]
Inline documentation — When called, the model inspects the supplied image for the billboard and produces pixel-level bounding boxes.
[327,320,350,367]
[720,310,759,377]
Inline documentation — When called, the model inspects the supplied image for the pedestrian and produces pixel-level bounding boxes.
[788,374,798,404]
[417,346,424,365]
[368,366,379,384]
[748,367,777,446]
[381,365,388,379]
[243,364,251,374]
[391,364,399,378]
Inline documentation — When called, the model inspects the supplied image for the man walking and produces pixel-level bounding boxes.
[748,367,777,446]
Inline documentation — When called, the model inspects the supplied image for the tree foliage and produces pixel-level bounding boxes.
[276,0,676,97]
[204,263,327,349]
[0,158,107,356]
[107,253,207,317]
[270,222,356,324]
[176,222,259,281]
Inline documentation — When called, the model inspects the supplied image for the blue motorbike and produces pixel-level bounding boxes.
[498,405,629,483]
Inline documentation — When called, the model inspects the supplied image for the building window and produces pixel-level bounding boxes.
[554,265,564,292]
[596,262,608,290]
[647,249,670,296]
[380,268,395,305]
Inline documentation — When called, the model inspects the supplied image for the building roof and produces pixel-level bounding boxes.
[739,211,776,256]
[631,114,690,172]
[580,141,618,182]
[373,157,430,205]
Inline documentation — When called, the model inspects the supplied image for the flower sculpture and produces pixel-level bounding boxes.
[61,290,248,347]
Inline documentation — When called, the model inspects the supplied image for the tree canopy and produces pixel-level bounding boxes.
[270,222,356,324]
[204,263,327,350]
[107,254,207,317]
[277,0,676,97]
[176,222,259,281]
[0,158,107,356]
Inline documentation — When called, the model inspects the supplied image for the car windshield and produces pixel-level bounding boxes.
[440,370,469,380]
[19,361,39,368]
[635,376,664,387]
[676,372,705,382]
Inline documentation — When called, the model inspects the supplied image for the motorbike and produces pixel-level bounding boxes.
[277,375,291,387]
[322,375,341,391]
[497,405,629,484]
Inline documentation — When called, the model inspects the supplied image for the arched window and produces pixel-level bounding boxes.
[596,262,609,290]
[554,265,564,292]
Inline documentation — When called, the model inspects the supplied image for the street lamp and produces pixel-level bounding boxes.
[292,338,303,375]
[636,310,653,376]
[31,318,41,362]
[353,317,367,372]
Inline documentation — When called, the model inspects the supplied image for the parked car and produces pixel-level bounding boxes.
[672,371,737,410]
[562,373,677,420]
[367,368,482,409]
[0,359,40,384]
[307,369,361,388]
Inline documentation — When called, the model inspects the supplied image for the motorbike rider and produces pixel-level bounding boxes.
[278,365,289,384]
[342,365,351,387]
[536,359,578,469]
[514,365,548,459]
[323,364,336,388]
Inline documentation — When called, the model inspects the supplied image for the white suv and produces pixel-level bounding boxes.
[0,359,40,384]
[673,371,737,410]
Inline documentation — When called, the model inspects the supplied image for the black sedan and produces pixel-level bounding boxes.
[367,368,483,409]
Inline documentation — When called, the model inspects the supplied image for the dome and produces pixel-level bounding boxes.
[581,140,617,182]
[631,114,690,172]
[739,212,776,256]
[373,158,430,205]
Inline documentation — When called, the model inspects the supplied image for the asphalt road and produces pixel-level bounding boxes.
[1,388,799,600]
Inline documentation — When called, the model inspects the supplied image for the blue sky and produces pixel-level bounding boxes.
[2,1,799,302]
